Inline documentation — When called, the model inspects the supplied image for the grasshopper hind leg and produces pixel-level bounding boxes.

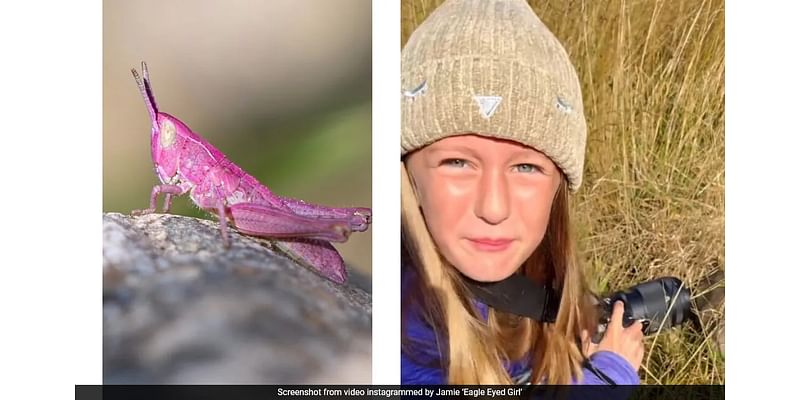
[276,239,347,284]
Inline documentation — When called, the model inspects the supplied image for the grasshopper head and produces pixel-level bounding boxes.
[132,62,181,181]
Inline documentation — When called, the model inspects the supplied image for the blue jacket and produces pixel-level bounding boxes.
[401,269,640,385]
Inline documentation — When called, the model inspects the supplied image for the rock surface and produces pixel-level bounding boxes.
[103,212,371,384]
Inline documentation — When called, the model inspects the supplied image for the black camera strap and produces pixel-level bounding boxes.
[464,274,560,323]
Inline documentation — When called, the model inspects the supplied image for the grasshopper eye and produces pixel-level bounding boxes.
[159,119,177,148]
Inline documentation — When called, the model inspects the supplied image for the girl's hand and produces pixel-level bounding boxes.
[581,301,645,371]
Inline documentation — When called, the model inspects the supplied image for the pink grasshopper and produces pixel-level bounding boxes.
[130,62,371,284]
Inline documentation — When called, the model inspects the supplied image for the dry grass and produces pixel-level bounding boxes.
[402,0,725,384]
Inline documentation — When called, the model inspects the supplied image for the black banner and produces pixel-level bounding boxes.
[76,385,723,400]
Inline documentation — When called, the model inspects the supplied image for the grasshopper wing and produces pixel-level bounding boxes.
[229,202,351,243]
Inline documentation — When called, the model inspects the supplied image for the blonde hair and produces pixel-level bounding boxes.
[401,160,597,384]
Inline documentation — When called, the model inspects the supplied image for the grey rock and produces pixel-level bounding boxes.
[103,212,371,384]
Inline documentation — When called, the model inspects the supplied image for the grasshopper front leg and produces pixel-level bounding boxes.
[186,182,234,248]
[214,199,232,249]
[131,184,184,216]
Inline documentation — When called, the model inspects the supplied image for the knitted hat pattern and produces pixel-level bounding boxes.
[401,0,587,191]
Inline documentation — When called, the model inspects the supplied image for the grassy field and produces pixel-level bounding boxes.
[402,0,725,384]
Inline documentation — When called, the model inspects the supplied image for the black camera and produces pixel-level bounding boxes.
[592,277,693,343]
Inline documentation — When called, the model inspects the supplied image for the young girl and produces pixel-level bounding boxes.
[401,0,644,385]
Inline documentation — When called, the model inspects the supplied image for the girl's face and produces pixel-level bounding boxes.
[406,134,562,282]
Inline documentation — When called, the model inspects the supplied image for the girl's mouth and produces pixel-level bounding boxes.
[466,238,513,252]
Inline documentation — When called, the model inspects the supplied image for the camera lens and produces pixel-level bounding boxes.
[605,277,692,335]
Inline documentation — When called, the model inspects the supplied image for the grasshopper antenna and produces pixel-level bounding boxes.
[131,61,158,123]
[141,62,158,112]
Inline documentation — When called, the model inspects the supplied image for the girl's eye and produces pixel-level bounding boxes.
[442,158,467,168]
[514,163,540,173]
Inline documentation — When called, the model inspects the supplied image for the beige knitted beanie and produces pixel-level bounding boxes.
[401,0,587,191]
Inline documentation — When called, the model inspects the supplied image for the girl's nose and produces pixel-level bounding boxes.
[475,170,510,225]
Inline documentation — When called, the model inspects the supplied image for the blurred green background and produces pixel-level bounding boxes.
[104,0,372,274]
